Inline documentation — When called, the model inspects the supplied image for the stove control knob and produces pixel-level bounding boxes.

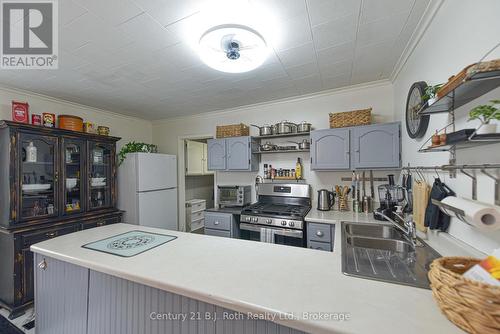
[252,217,258,222]
[266,219,272,224]
[289,221,295,227]
[281,221,287,226]
[245,217,251,222]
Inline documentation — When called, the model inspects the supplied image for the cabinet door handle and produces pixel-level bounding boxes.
[214,221,220,225]
[96,221,105,227]
[46,231,58,238]
[316,231,324,237]
[38,259,47,270]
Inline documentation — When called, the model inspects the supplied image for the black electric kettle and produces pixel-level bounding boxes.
[317,189,335,211]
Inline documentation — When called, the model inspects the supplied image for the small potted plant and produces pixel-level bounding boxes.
[422,83,444,106]
[118,141,158,166]
[468,100,500,135]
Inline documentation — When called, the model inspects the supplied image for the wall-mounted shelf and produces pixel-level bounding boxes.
[254,149,310,154]
[419,133,500,152]
[256,132,310,139]
[418,69,500,115]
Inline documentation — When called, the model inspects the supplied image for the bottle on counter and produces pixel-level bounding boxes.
[295,157,302,180]
[264,164,268,179]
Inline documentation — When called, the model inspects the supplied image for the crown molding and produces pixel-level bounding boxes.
[0,84,152,124]
[389,0,445,83]
[152,79,392,124]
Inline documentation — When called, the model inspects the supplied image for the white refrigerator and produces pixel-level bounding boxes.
[118,153,178,230]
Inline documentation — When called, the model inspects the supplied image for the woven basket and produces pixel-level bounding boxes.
[216,123,249,138]
[428,257,500,334]
[329,108,372,128]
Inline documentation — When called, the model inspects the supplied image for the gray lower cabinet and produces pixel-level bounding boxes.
[351,122,401,169]
[204,211,239,238]
[35,255,306,334]
[310,122,401,170]
[207,137,259,171]
[306,222,335,252]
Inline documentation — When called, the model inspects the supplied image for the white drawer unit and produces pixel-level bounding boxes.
[186,199,207,232]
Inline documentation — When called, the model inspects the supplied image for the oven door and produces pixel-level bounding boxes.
[239,223,304,247]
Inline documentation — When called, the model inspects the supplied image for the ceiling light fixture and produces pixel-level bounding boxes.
[198,24,269,73]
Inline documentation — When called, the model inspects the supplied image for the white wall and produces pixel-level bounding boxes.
[0,86,153,148]
[393,0,500,254]
[153,81,397,229]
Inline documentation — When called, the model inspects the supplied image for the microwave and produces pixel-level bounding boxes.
[218,185,252,207]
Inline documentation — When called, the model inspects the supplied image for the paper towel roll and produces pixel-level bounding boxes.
[441,196,500,231]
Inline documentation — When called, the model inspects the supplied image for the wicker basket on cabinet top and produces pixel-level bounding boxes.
[329,108,372,128]
[216,123,250,138]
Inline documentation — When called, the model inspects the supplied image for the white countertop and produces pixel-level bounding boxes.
[31,222,463,334]
[305,208,380,225]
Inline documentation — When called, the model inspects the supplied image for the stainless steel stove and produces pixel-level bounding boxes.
[240,183,311,247]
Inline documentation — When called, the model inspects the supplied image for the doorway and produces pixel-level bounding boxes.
[177,136,215,232]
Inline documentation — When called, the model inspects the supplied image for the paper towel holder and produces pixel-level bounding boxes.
[432,198,469,224]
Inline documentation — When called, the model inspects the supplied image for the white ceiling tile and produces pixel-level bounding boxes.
[312,14,357,49]
[306,0,361,27]
[277,42,317,68]
[285,62,319,80]
[293,74,322,93]
[118,13,179,50]
[321,73,351,90]
[360,0,414,24]
[319,60,352,79]
[250,0,307,21]
[73,0,144,26]
[60,0,88,26]
[60,13,102,52]
[316,42,355,68]
[272,14,312,52]
[357,13,409,47]
[133,0,201,26]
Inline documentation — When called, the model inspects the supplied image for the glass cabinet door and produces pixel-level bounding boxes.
[88,141,112,210]
[19,133,58,220]
[62,138,84,215]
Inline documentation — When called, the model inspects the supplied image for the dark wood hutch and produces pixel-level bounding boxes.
[0,120,123,319]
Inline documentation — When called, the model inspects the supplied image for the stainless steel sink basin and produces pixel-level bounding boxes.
[341,222,440,289]
[345,236,414,254]
[344,223,403,239]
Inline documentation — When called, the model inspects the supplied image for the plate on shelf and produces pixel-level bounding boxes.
[22,184,51,192]
[91,182,106,187]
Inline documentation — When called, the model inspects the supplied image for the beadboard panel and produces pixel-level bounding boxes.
[34,253,89,334]
[87,270,306,334]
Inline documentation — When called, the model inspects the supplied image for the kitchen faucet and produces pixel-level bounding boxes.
[374,211,417,246]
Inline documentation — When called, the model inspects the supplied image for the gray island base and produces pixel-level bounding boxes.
[35,254,308,334]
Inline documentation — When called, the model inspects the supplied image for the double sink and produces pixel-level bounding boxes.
[341,222,440,289]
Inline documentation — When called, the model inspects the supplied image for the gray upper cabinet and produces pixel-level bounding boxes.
[310,122,401,170]
[207,138,226,170]
[352,122,401,169]
[207,137,258,171]
[310,128,350,170]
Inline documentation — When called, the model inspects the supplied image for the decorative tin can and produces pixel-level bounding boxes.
[31,114,42,125]
[12,101,29,123]
[97,126,110,136]
[83,121,95,134]
[42,113,56,128]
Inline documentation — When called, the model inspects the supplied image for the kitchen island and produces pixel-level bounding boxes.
[31,223,463,334]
